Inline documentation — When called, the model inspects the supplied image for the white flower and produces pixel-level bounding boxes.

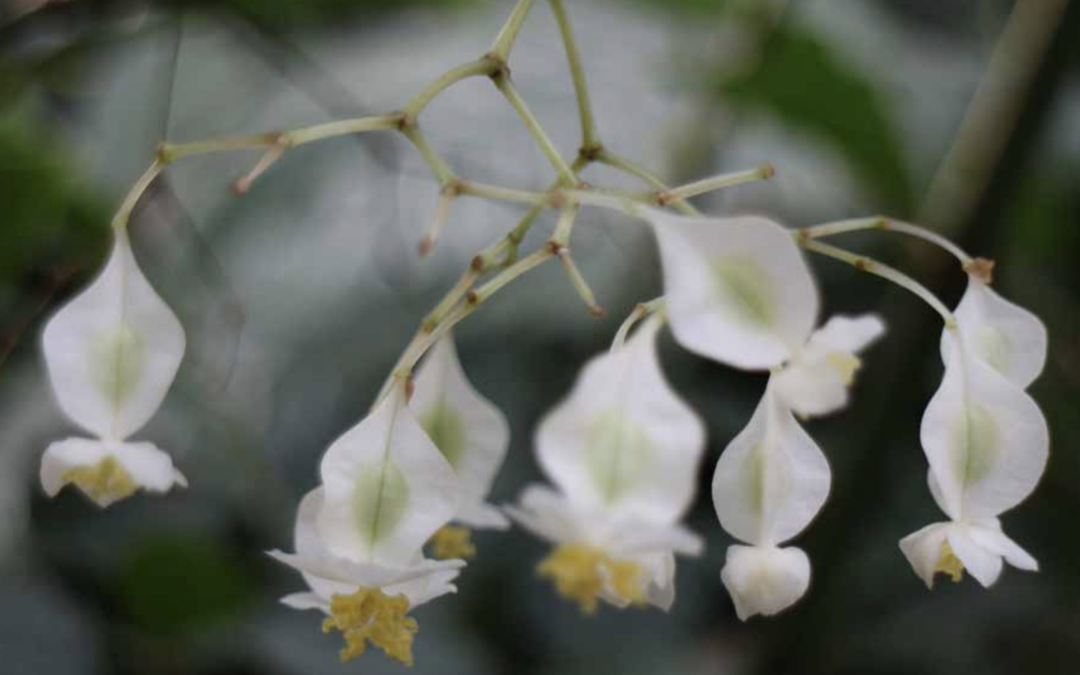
[773,314,885,418]
[506,317,705,612]
[269,383,462,665]
[942,275,1047,389]
[410,333,510,559]
[40,231,186,507]
[900,339,1048,588]
[646,211,819,370]
[712,382,830,620]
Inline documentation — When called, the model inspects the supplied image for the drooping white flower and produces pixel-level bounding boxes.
[900,338,1048,588]
[712,382,830,620]
[772,314,885,418]
[506,317,705,612]
[942,275,1047,389]
[410,333,510,558]
[646,210,819,370]
[40,231,187,507]
[269,383,462,665]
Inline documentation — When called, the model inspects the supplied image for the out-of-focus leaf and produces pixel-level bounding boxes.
[718,22,914,214]
[112,534,256,637]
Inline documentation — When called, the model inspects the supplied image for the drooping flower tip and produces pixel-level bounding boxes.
[720,545,811,621]
[537,544,645,615]
[40,438,187,508]
[899,520,1038,590]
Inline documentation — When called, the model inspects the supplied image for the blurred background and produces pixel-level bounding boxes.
[1,0,1078,673]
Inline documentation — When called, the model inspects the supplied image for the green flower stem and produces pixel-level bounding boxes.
[549,0,598,149]
[490,0,538,61]
[400,125,457,185]
[657,164,774,205]
[611,297,665,350]
[111,159,165,231]
[557,248,604,317]
[799,217,975,267]
[596,150,700,216]
[422,267,481,332]
[402,57,501,118]
[457,179,549,207]
[492,74,578,187]
[799,238,957,329]
[468,247,555,306]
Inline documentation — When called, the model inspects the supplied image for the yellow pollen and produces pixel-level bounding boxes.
[430,525,476,559]
[61,457,137,504]
[322,588,418,666]
[935,541,965,583]
[536,544,645,614]
[826,352,862,385]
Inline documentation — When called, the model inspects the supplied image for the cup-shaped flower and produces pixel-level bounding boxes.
[901,339,1048,588]
[269,488,463,666]
[773,314,885,418]
[40,231,186,506]
[712,382,830,620]
[317,383,460,569]
[411,333,510,558]
[646,210,819,370]
[506,317,705,612]
[942,275,1047,389]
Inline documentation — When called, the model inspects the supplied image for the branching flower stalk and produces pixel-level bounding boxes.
[35,0,1053,663]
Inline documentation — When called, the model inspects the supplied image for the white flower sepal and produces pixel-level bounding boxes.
[506,316,705,612]
[40,231,187,507]
[646,210,819,370]
[410,333,510,530]
[712,382,830,620]
[942,275,1047,389]
[900,339,1048,588]
[899,517,1037,589]
[773,314,885,418]
[269,489,464,613]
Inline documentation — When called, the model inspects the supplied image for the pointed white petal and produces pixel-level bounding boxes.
[712,384,831,547]
[947,526,1003,588]
[773,314,885,418]
[384,566,460,608]
[455,502,510,530]
[720,544,810,621]
[967,519,1039,572]
[42,233,185,440]
[317,385,458,567]
[504,484,583,545]
[943,277,1047,388]
[647,210,818,370]
[280,592,331,613]
[641,552,677,612]
[922,341,1049,521]
[40,437,185,507]
[535,316,705,523]
[411,333,509,528]
[898,521,951,589]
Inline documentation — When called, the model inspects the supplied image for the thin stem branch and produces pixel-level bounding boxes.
[403,57,500,118]
[611,297,665,349]
[493,74,577,186]
[401,125,457,184]
[490,0,538,61]
[799,216,975,266]
[458,179,549,207]
[111,160,165,230]
[469,247,555,305]
[597,149,700,216]
[657,164,774,206]
[800,239,956,329]
[549,0,598,148]
[557,248,604,317]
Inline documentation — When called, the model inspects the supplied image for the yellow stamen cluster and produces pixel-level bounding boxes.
[537,544,645,614]
[62,457,137,505]
[827,352,862,385]
[322,589,418,666]
[430,525,477,559]
[935,541,965,583]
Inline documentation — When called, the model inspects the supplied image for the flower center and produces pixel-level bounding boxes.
[322,588,418,666]
[430,525,476,559]
[935,541,964,583]
[826,352,861,385]
[62,456,137,505]
[537,544,645,614]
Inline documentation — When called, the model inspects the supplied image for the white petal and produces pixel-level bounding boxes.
[943,277,1047,388]
[807,314,886,354]
[280,592,330,613]
[947,526,1003,588]
[40,437,186,507]
[647,210,818,370]
[267,548,464,599]
[504,484,584,545]
[384,566,460,608]
[967,519,1039,572]
[455,502,510,530]
[922,341,1049,521]
[411,333,509,528]
[317,384,458,567]
[898,521,951,589]
[712,383,831,547]
[42,233,185,440]
[720,545,810,621]
[641,552,677,611]
[535,316,705,523]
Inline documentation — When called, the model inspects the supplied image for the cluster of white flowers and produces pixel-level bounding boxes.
[34,1,1052,666]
